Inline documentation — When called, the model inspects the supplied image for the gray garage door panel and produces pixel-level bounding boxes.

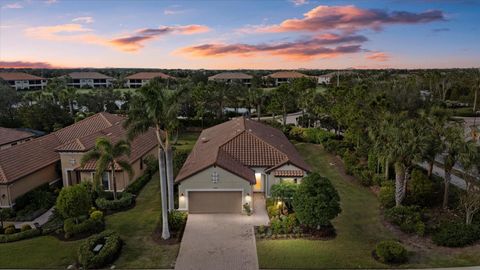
[188,191,242,213]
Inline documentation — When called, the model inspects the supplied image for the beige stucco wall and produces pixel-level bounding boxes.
[59,152,85,186]
[177,166,253,211]
[266,164,306,197]
[0,163,59,207]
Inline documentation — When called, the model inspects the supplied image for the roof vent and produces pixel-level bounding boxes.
[201,137,209,143]
[106,132,113,136]
[248,129,252,132]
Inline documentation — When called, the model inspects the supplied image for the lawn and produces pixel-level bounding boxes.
[256,143,480,269]
[0,175,178,269]
[174,132,200,151]
[105,175,180,268]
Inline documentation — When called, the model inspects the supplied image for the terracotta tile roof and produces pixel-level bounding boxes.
[68,72,113,80]
[125,72,173,80]
[0,72,45,81]
[0,112,125,184]
[208,72,252,80]
[273,170,304,177]
[266,71,310,79]
[175,117,311,184]
[0,127,35,146]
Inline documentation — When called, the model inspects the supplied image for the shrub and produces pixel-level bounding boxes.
[95,193,134,211]
[385,206,425,236]
[292,173,341,229]
[14,183,56,212]
[78,230,122,269]
[270,217,283,235]
[21,224,32,232]
[267,205,280,219]
[168,210,187,232]
[303,128,335,144]
[56,184,92,219]
[125,174,151,195]
[288,126,305,141]
[64,218,104,239]
[4,226,16,235]
[174,150,190,177]
[243,203,252,216]
[270,182,298,211]
[0,228,41,243]
[90,211,104,221]
[375,240,408,264]
[322,139,352,157]
[284,213,298,233]
[343,150,359,175]
[432,222,480,247]
[379,181,396,209]
[407,169,436,207]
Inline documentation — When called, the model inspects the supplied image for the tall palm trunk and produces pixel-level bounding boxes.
[384,157,389,180]
[159,147,170,239]
[394,162,406,206]
[111,162,118,200]
[443,168,452,209]
[428,161,434,178]
[69,100,74,116]
[282,104,287,126]
[257,104,261,121]
[166,144,175,212]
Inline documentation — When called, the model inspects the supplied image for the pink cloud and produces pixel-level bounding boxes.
[366,52,390,62]
[0,60,61,68]
[254,5,445,33]
[178,33,367,60]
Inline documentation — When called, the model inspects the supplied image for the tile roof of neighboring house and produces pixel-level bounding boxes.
[125,72,173,80]
[0,112,125,184]
[266,71,310,79]
[0,127,35,146]
[0,72,45,81]
[68,72,113,80]
[208,72,253,80]
[273,170,304,177]
[175,117,311,183]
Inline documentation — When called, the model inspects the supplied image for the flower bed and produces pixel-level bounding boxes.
[77,230,122,269]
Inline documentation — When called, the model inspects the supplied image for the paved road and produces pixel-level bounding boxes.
[175,194,268,270]
[419,162,466,190]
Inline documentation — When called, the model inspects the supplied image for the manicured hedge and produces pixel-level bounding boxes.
[375,240,408,264]
[95,193,134,211]
[385,206,426,236]
[432,222,480,247]
[125,174,151,195]
[78,230,122,269]
[0,228,41,243]
[64,218,104,239]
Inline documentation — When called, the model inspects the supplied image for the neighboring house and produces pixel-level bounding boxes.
[0,112,157,208]
[208,72,253,87]
[318,73,335,84]
[125,72,174,88]
[0,72,47,90]
[67,72,114,88]
[0,127,35,150]
[175,117,311,213]
[264,71,311,86]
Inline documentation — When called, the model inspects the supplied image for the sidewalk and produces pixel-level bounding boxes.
[6,207,54,228]
[419,162,466,190]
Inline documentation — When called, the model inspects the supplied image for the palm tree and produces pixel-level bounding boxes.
[458,141,480,225]
[441,124,465,209]
[59,87,77,116]
[124,78,183,240]
[81,137,133,200]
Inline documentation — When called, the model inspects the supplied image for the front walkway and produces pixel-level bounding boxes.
[7,207,54,228]
[175,194,268,270]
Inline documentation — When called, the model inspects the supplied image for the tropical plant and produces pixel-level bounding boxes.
[56,184,92,221]
[124,78,184,240]
[441,124,464,208]
[81,137,133,200]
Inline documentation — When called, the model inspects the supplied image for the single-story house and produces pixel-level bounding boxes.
[318,73,335,84]
[0,112,157,208]
[125,72,174,88]
[264,71,312,86]
[175,117,311,214]
[208,72,253,87]
[0,127,35,150]
[66,72,114,88]
[0,72,47,90]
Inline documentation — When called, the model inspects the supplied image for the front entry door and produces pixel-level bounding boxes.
[253,173,264,192]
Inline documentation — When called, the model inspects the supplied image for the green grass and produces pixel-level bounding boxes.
[105,176,179,269]
[174,132,200,151]
[0,175,177,269]
[257,143,480,269]
[0,235,79,268]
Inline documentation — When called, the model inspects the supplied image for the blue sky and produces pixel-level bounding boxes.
[1,0,479,69]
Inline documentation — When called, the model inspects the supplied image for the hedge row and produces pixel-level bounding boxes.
[78,230,122,269]
[64,218,104,239]
[0,228,41,243]
[95,193,134,211]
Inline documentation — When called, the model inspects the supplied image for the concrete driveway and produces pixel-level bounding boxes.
[175,194,268,270]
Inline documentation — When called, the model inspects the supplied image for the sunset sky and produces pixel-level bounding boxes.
[1,0,479,69]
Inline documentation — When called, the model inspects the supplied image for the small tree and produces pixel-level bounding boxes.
[56,184,92,221]
[0,208,13,228]
[270,181,298,212]
[459,141,480,225]
[292,173,341,229]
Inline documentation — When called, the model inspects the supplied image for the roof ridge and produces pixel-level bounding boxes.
[75,138,86,150]
[244,126,288,159]
[0,164,7,182]
[98,112,112,125]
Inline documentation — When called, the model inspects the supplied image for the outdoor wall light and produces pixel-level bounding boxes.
[245,193,251,203]
[277,201,283,206]
[180,193,184,197]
